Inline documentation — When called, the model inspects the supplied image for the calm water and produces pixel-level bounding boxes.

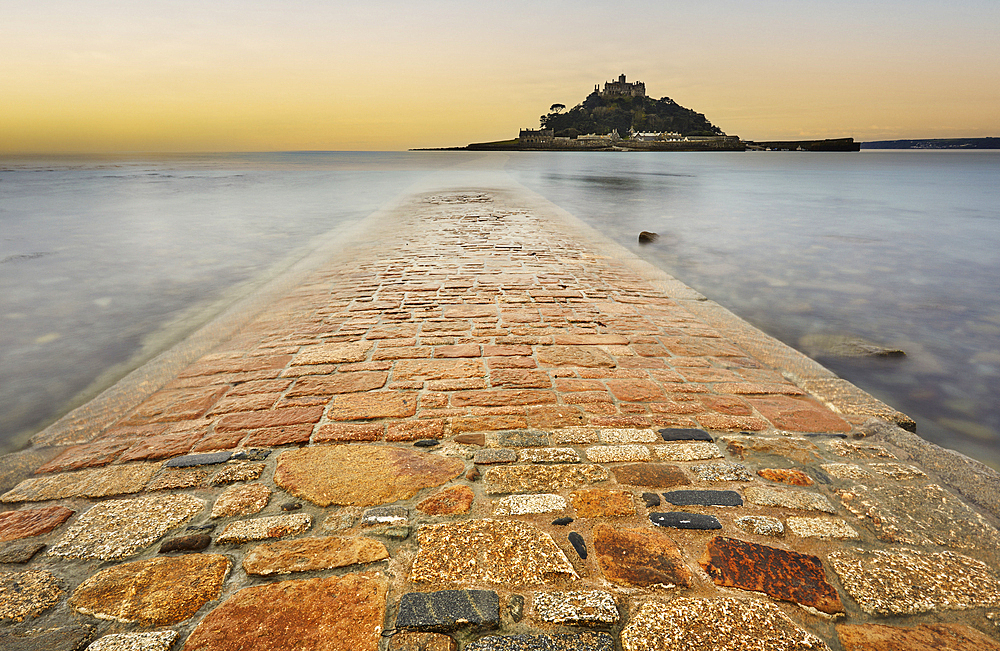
[2,151,998,468]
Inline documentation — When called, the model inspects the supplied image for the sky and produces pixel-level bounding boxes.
[2,0,998,152]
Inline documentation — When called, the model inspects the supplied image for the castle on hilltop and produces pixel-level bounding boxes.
[597,74,646,98]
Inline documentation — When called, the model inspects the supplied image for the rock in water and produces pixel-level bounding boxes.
[799,334,905,358]
[638,231,659,244]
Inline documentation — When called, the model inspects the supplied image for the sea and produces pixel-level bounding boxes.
[2,150,998,468]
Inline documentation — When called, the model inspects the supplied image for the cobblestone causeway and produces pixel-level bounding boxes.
[2,188,1000,649]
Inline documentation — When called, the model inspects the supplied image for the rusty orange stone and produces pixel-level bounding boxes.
[700,536,844,614]
[0,505,74,542]
[613,464,690,489]
[593,524,693,588]
[757,468,814,486]
[838,623,1000,651]
[417,486,474,516]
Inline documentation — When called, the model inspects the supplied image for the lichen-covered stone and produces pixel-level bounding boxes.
[756,468,813,486]
[465,633,613,651]
[493,494,567,516]
[70,554,230,625]
[48,494,203,560]
[700,536,843,614]
[517,448,580,463]
[388,632,457,651]
[620,598,830,651]
[870,462,926,480]
[474,449,518,465]
[484,464,608,495]
[829,548,1000,615]
[592,523,692,588]
[820,463,871,480]
[211,483,271,518]
[216,514,311,544]
[743,486,836,513]
[275,445,464,506]
[826,440,896,459]
[243,536,388,575]
[410,519,577,586]
[532,590,618,626]
[182,572,387,651]
[210,462,265,485]
[0,570,62,622]
[598,428,659,444]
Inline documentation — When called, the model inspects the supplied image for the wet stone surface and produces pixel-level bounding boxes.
[700,536,844,614]
[70,554,230,625]
[649,512,722,530]
[48,494,203,560]
[593,523,693,588]
[396,589,500,633]
[621,598,831,651]
[829,548,1000,615]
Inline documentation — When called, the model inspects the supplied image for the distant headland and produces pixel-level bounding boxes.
[416,74,860,152]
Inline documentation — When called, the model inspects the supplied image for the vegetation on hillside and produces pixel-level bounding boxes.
[540,92,725,138]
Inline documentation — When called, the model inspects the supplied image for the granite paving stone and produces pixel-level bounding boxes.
[826,440,896,459]
[485,430,550,448]
[243,536,389,575]
[417,486,475,515]
[86,631,180,651]
[700,536,844,614]
[484,464,608,495]
[48,494,203,560]
[70,554,229,625]
[593,523,693,588]
[145,468,209,491]
[292,341,374,365]
[0,505,74,541]
[396,589,500,633]
[362,506,408,526]
[620,598,831,651]
[756,468,813,486]
[820,463,872,480]
[1,463,160,502]
[829,547,1000,615]
[216,513,311,544]
[210,482,271,518]
[410,519,578,585]
[275,445,464,506]
[658,427,713,441]
[690,462,753,482]
[0,570,62,622]
[724,436,823,464]
[870,462,927,480]
[612,463,690,488]
[531,590,618,626]
[493,494,567,515]
[743,486,836,513]
[786,516,859,539]
[649,512,722,530]
[663,489,743,507]
[474,449,518,464]
[654,442,723,462]
[0,622,95,651]
[465,633,613,651]
[835,483,1000,548]
[181,572,387,651]
[585,445,651,463]
[598,428,660,444]
[209,461,265,484]
[734,515,784,536]
[517,448,580,463]
[0,540,46,563]
[388,632,457,651]
[837,623,1000,651]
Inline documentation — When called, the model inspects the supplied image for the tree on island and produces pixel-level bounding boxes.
[540,91,724,138]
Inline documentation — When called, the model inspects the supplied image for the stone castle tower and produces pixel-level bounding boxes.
[597,74,646,98]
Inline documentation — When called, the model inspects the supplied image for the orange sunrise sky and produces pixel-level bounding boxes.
[2,0,998,153]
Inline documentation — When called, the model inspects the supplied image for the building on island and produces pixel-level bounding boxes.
[597,74,646,98]
[519,129,554,145]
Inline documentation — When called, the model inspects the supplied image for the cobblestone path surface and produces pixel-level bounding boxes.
[3,189,1000,650]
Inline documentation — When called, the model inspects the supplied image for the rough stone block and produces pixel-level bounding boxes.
[493,494,567,516]
[396,590,500,633]
[612,464,689,489]
[0,570,62,622]
[659,427,713,441]
[593,523,692,588]
[216,514,311,544]
[532,590,618,626]
[465,633,613,651]
[484,464,608,495]
[243,536,388,575]
[649,512,721,530]
[0,505,74,542]
[743,486,835,513]
[662,490,743,507]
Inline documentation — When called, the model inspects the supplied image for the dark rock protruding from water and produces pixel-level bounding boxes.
[638,231,659,244]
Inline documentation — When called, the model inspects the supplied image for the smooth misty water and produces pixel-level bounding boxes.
[2,151,998,468]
